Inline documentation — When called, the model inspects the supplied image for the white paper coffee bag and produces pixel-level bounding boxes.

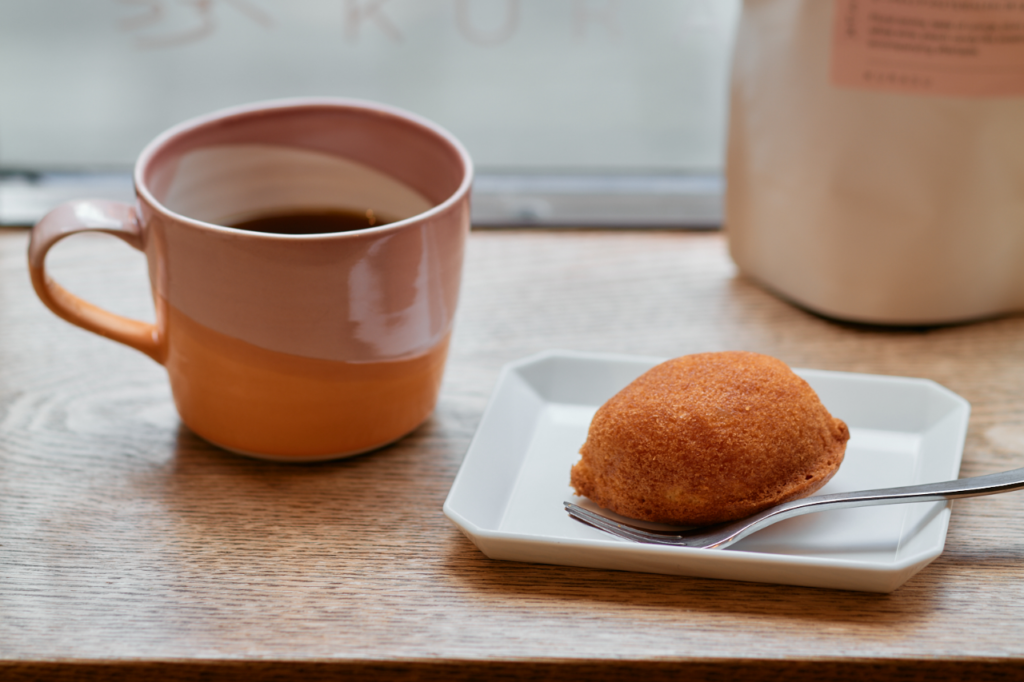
[726,0,1024,325]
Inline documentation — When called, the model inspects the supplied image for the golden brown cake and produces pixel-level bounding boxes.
[570,351,849,526]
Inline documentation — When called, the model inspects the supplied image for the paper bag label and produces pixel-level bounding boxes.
[831,0,1024,97]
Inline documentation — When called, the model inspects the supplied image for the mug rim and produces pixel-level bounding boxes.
[133,97,474,240]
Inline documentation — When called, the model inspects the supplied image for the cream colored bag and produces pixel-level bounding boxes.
[726,0,1024,325]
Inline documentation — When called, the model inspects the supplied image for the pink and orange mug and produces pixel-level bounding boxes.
[29,99,473,461]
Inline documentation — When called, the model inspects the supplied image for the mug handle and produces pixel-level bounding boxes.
[28,199,164,364]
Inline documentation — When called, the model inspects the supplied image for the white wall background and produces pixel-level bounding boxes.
[0,0,739,173]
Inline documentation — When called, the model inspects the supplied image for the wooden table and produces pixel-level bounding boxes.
[2,225,1024,681]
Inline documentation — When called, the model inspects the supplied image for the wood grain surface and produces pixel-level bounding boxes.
[2,226,1024,680]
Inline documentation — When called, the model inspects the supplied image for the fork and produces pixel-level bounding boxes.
[564,465,1024,550]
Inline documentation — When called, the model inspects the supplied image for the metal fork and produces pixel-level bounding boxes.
[564,466,1024,550]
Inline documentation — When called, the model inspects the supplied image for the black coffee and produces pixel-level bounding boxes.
[228,208,392,235]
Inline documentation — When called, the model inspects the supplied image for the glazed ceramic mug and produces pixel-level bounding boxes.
[29,99,473,461]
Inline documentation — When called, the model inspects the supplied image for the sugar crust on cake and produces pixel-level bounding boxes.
[570,351,850,526]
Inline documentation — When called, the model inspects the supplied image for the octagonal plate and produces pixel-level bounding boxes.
[443,350,970,592]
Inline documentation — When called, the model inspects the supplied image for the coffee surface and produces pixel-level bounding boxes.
[228,208,392,235]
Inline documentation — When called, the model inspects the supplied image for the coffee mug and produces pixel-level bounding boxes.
[29,99,473,461]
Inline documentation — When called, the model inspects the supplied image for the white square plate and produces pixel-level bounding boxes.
[443,350,970,592]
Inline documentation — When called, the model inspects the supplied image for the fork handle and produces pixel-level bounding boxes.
[731,466,1024,543]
